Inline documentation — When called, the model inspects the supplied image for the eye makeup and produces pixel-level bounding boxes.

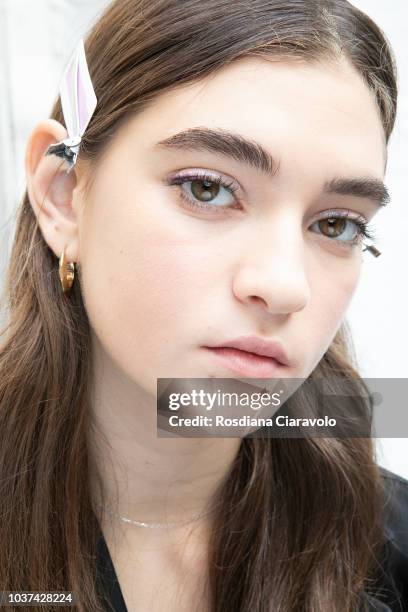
[164,168,378,248]
[165,169,242,214]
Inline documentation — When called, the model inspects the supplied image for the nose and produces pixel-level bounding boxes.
[232,221,311,315]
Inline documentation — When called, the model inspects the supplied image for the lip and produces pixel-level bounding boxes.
[202,335,290,378]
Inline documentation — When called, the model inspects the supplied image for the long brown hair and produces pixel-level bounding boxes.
[0,1,398,610]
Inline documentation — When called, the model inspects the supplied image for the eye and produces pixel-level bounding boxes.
[166,170,242,213]
[310,211,376,246]
[165,173,377,247]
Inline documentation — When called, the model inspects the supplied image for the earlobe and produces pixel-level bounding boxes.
[25,119,80,262]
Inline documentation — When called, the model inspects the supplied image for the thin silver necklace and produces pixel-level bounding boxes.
[96,501,214,529]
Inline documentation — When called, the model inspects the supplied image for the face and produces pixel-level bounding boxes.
[73,56,385,396]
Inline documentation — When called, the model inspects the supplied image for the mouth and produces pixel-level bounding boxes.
[202,346,287,377]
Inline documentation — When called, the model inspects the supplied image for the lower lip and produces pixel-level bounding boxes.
[203,347,285,377]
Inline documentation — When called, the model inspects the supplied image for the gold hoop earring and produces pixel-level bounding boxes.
[59,245,75,293]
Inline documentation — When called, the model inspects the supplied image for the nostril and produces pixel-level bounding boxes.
[249,295,266,306]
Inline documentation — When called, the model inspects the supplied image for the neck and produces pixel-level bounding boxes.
[87,333,241,541]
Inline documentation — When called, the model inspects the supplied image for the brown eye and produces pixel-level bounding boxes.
[318,217,348,238]
[191,179,220,202]
[167,170,241,211]
[310,213,371,245]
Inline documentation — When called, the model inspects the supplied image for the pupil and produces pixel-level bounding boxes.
[320,218,346,237]
[191,179,220,202]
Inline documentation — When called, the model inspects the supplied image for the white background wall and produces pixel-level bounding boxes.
[341,1,408,478]
[0,0,407,477]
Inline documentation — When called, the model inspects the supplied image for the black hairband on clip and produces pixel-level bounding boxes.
[45,136,82,172]
[44,39,97,172]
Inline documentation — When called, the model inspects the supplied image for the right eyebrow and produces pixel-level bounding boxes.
[156,126,390,208]
[156,126,278,178]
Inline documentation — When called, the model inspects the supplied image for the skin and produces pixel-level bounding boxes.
[25,55,386,610]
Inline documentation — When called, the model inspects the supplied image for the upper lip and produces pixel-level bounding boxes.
[206,335,290,366]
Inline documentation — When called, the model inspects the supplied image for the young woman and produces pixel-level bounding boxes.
[0,0,407,610]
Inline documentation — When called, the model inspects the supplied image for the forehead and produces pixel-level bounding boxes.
[122,55,386,179]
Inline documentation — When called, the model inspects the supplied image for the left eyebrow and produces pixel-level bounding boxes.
[156,126,391,208]
[323,177,390,208]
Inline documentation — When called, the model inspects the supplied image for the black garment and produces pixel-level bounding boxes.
[96,467,408,611]
[96,532,128,612]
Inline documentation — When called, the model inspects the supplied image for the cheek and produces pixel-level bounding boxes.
[292,258,362,379]
[78,196,211,386]
[307,255,362,360]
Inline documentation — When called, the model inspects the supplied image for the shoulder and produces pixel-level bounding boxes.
[368,467,408,611]
[379,467,408,545]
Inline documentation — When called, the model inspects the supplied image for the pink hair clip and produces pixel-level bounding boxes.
[45,39,97,173]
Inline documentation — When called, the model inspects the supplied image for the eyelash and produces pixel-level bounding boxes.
[166,170,377,247]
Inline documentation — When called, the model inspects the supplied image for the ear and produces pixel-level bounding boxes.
[25,118,82,262]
